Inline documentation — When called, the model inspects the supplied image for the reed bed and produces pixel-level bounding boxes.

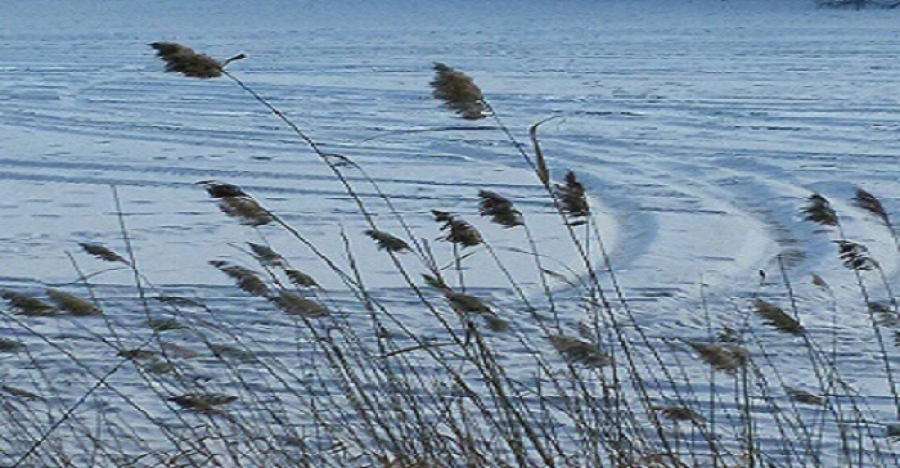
[1,44,899,468]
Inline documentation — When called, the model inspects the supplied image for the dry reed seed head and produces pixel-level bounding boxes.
[687,342,748,373]
[716,326,742,344]
[854,187,890,223]
[1,385,42,401]
[46,288,102,317]
[753,299,805,336]
[198,180,248,199]
[1,290,60,317]
[422,273,450,292]
[868,301,899,327]
[208,343,257,362]
[146,317,187,332]
[78,242,129,264]
[446,291,492,315]
[168,393,238,413]
[483,312,510,332]
[555,171,590,225]
[272,290,328,318]
[209,260,270,297]
[118,349,156,360]
[834,240,879,271]
[802,193,838,226]
[285,269,320,289]
[653,406,705,423]
[0,337,25,353]
[432,210,483,247]
[478,190,523,228]
[430,62,488,120]
[150,42,224,79]
[217,196,274,226]
[162,342,200,359]
[784,386,825,406]
[364,229,411,253]
[548,334,613,368]
[247,242,285,267]
[811,273,829,289]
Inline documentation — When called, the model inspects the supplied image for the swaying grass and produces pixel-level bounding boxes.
[2,42,900,468]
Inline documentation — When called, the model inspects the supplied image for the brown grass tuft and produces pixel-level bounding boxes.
[430,63,487,120]
[150,42,224,79]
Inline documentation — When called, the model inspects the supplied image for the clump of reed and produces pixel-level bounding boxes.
[3,43,900,468]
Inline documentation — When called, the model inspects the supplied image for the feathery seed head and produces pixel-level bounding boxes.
[150,42,224,79]
[478,190,523,228]
[802,193,838,226]
[430,63,488,120]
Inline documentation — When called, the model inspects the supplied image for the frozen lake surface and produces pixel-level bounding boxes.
[3,1,900,466]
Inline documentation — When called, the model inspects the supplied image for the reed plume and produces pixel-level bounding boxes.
[285,269,320,289]
[754,299,804,336]
[653,405,705,423]
[478,190,523,228]
[168,392,238,413]
[364,229,411,253]
[79,242,128,264]
[854,188,890,225]
[199,181,274,226]
[150,42,225,79]
[46,289,102,317]
[548,334,612,368]
[784,386,824,406]
[0,337,24,353]
[686,342,748,373]
[209,260,270,297]
[248,242,285,267]
[802,194,838,226]
[271,290,328,318]
[555,171,590,225]
[433,210,482,247]
[1,290,59,317]
[430,63,487,120]
[834,240,878,271]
